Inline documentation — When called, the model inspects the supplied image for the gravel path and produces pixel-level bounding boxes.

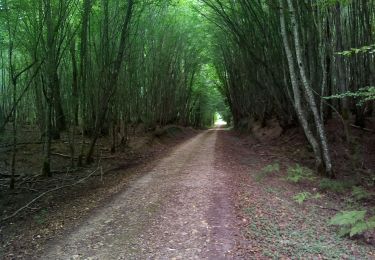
[40,130,237,259]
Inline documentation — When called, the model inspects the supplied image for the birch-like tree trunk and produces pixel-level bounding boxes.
[286,0,333,177]
[278,0,323,171]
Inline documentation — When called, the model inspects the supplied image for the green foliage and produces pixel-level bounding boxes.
[293,192,311,204]
[325,42,375,106]
[263,163,280,173]
[243,198,367,258]
[255,162,280,182]
[285,164,314,183]
[319,178,353,193]
[316,0,352,9]
[324,86,375,106]
[293,192,322,204]
[329,210,366,226]
[319,178,344,192]
[351,186,371,201]
[329,210,375,237]
[312,193,323,199]
[336,44,375,56]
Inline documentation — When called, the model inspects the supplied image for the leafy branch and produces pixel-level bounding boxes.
[324,86,375,106]
[336,44,375,56]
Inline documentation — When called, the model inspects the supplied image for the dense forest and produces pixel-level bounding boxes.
[1,0,374,182]
[0,0,375,257]
[0,0,229,185]
[0,0,373,178]
[205,0,375,176]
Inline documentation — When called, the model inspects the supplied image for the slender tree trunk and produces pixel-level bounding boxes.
[334,3,348,118]
[42,0,54,177]
[77,0,92,166]
[5,0,17,189]
[70,38,79,126]
[10,62,16,190]
[86,0,134,164]
[0,50,5,133]
[286,0,333,177]
[52,71,65,132]
[279,0,323,171]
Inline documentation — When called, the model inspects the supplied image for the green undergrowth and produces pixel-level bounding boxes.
[254,162,280,182]
[293,192,322,204]
[244,202,370,258]
[319,178,356,193]
[329,210,375,238]
[351,186,372,201]
[244,161,373,257]
[285,164,315,183]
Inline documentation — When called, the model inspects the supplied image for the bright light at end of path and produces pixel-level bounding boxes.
[214,113,227,127]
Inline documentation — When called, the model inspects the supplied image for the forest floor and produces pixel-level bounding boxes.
[1,120,375,259]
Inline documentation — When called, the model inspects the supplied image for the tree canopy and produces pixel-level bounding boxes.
[0,0,374,185]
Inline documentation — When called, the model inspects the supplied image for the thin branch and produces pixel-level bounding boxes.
[0,60,44,130]
[1,166,100,222]
[350,124,374,133]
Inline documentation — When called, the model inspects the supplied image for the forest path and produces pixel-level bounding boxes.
[41,129,238,259]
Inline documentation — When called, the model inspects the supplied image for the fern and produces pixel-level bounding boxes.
[285,164,314,183]
[350,220,375,237]
[255,162,280,182]
[319,178,352,193]
[293,192,311,204]
[329,211,366,226]
[263,163,280,173]
[312,193,322,199]
[351,186,371,201]
[329,210,375,237]
[292,192,322,204]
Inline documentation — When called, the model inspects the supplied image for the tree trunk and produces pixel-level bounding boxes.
[86,0,134,164]
[52,71,66,132]
[42,0,54,177]
[70,38,79,126]
[77,0,92,166]
[334,3,348,118]
[286,0,333,177]
[279,0,324,172]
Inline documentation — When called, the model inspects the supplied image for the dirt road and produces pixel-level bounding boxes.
[41,130,237,259]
